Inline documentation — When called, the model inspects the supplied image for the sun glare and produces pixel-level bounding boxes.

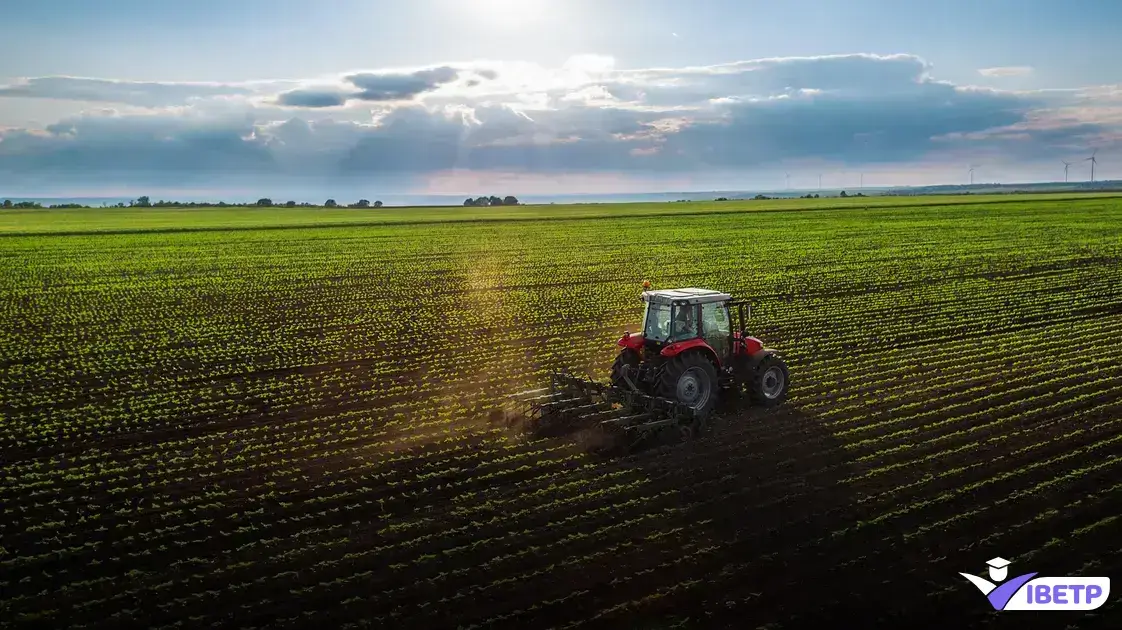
[469,0,546,27]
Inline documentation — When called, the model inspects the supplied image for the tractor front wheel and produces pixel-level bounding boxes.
[658,352,719,419]
[610,349,641,390]
[749,355,789,406]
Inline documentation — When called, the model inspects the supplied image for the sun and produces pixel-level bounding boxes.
[469,0,546,27]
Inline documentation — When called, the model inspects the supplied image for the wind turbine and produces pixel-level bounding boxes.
[1085,150,1098,183]
[1062,160,1072,183]
[785,172,791,190]
[818,173,823,191]
[968,165,978,186]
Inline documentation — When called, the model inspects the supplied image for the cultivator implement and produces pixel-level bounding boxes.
[508,370,702,452]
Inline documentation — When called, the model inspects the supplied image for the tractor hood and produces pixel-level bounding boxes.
[618,332,645,351]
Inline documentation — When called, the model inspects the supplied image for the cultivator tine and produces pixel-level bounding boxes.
[505,371,594,432]
[599,412,652,429]
[507,369,705,452]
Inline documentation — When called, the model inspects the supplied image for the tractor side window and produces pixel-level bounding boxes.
[644,302,671,341]
[701,302,731,361]
[702,303,730,336]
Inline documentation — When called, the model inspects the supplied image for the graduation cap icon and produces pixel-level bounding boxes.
[987,557,1011,582]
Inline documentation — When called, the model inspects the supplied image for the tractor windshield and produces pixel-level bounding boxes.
[643,301,672,342]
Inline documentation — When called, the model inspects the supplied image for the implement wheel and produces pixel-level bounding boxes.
[658,351,718,419]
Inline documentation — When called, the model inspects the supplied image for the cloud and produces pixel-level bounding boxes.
[0,76,267,107]
[346,66,460,101]
[563,54,616,74]
[652,80,1036,168]
[0,53,1118,194]
[275,89,349,108]
[273,66,468,108]
[978,66,1034,78]
[559,85,618,106]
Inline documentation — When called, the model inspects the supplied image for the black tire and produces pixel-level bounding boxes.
[658,351,719,419]
[749,354,789,407]
[610,349,641,390]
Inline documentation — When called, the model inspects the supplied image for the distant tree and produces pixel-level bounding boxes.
[474,196,490,207]
[324,199,338,208]
[132,196,151,208]
[502,196,519,206]
[285,200,296,207]
[256,198,273,207]
[839,190,847,197]
[487,195,503,207]
[374,200,383,207]
[464,198,475,207]
[2,199,11,208]
[813,193,819,198]
[351,199,371,208]
[715,197,729,202]
[753,194,770,200]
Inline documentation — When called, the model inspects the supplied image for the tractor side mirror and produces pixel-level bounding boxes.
[735,302,749,336]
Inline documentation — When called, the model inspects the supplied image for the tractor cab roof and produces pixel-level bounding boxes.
[641,287,732,305]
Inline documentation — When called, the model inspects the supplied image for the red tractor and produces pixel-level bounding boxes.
[512,286,789,449]
[609,287,789,418]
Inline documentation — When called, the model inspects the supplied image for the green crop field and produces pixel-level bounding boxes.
[2,194,1122,628]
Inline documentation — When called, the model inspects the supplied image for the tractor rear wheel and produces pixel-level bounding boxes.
[610,349,641,390]
[658,352,718,419]
[749,355,789,406]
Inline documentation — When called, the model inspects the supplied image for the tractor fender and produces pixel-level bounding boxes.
[660,338,721,368]
[736,334,764,356]
[746,348,779,371]
[617,332,644,352]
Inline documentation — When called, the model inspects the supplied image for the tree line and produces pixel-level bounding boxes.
[463,196,520,207]
[1,200,90,209]
[2,200,55,209]
[124,196,390,209]
[3,195,523,209]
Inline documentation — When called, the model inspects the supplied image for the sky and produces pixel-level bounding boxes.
[1,0,1120,199]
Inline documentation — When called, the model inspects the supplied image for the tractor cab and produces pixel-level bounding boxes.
[638,288,734,362]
